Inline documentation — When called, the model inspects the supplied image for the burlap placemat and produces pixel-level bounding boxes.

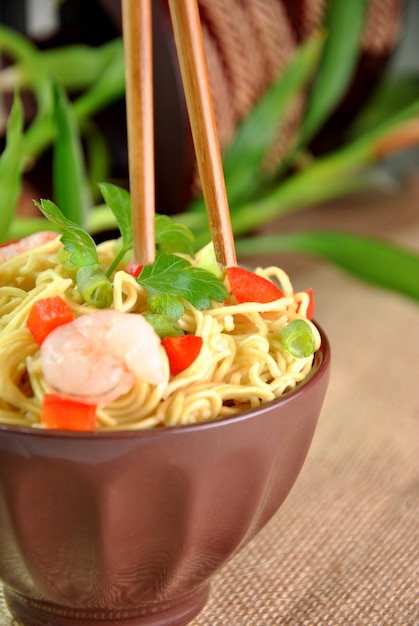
[1,181,418,625]
[191,278,419,626]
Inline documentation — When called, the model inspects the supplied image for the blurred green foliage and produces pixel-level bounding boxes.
[1,0,419,301]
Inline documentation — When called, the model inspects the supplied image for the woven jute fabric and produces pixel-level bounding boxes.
[1,178,418,625]
[198,0,402,149]
[188,0,402,194]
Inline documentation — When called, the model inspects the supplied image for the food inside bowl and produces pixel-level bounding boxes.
[0,184,320,431]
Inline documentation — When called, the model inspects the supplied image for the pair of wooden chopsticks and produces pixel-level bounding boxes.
[121,0,236,268]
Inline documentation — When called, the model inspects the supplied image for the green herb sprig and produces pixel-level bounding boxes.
[35,198,113,309]
[35,186,228,335]
[138,252,227,317]
[98,182,195,277]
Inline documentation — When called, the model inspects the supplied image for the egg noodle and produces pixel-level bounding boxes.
[0,236,320,430]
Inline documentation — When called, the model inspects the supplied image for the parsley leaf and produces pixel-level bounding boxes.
[35,186,227,316]
[34,198,113,308]
[98,183,196,275]
[98,182,132,248]
[34,198,98,266]
[98,182,133,276]
[99,182,194,255]
[144,314,183,338]
[155,214,195,255]
[147,293,185,319]
[138,251,228,312]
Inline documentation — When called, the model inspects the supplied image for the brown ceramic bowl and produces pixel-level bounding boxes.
[0,327,330,626]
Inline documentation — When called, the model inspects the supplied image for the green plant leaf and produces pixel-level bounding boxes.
[7,217,61,241]
[98,182,133,276]
[98,183,196,276]
[0,48,54,200]
[0,27,124,167]
[0,91,24,242]
[188,33,324,217]
[73,43,125,122]
[99,182,132,248]
[197,98,419,243]
[26,39,122,92]
[83,122,112,200]
[0,25,55,162]
[143,314,183,338]
[299,0,369,145]
[235,231,419,302]
[138,252,228,311]
[52,81,89,226]
[34,198,114,308]
[7,204,119,241]
[0,24,38,63]
[221,32,324,207]
[154,214,195,255]
[147,293,185,319]
[34,198,98,266]
[349,74,419,138]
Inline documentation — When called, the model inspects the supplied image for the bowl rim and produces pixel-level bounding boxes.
[0,323,330,440]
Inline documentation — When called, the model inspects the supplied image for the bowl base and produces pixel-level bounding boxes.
[3,586,210,626]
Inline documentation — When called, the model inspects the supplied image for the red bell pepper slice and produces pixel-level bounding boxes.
[296,288,315,320]
[41,394,97,431]
[161,335,203,376]
[125,259,143,278]
[27,296,74,345]
[303,288,315,320]
[226,266,284,303]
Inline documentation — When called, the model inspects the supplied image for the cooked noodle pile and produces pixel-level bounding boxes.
[0,236,320,429]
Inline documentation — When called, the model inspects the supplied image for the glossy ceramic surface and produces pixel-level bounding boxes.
[0,329,330,626]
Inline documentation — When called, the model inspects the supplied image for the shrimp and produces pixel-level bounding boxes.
[0,232,59,265]
[40,310,169,405]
